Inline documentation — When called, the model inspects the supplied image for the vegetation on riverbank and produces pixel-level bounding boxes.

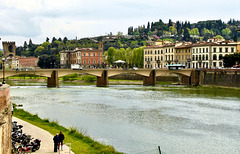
[13,104,122,154]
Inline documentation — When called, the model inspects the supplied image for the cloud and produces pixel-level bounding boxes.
[0,0,240,47]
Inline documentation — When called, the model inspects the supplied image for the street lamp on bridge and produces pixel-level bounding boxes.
[2,57,5,84]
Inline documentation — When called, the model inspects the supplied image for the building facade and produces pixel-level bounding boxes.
[60,42,103,68]
[144,40,239,69]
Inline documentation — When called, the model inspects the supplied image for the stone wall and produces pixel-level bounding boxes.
[0,84,12,154]
[200,69,240,87]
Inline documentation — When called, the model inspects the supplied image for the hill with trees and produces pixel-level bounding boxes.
[15,19,240,68]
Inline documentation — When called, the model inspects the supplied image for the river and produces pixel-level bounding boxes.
[9,82,240,154]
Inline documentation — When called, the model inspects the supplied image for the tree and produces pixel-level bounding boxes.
[34,46,44,57]
[106,47,116,65]
[214,35,223,39]
[183,28,191,41]
[38,54,60,69]
[46,37,49,42]
[221,28,231,36]
[23,41,28,51]
[28,39,33,49]
[223,53,240,67]
[51,37,57,44]
[169,26,177,35]
[63,37,68,44]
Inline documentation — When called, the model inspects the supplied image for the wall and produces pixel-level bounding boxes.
[200,69,240,87]
[0,84,12,154]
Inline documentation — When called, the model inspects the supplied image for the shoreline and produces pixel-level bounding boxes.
[12,105,123,154]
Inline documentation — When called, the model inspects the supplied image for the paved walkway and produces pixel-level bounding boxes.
[12,117,74,154]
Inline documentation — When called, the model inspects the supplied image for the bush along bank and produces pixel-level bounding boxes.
[12,104,122,154]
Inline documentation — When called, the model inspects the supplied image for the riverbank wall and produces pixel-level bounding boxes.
[0,84,12,154]
[200,69,240,87]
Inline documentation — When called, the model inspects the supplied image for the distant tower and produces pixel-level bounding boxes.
[98,42,103,51]
[2,41,16,57]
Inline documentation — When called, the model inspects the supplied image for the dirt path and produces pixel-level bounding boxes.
[12,117,74,154]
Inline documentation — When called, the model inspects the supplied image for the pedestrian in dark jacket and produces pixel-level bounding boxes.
[59,131,65,150]
[53,134,59,152]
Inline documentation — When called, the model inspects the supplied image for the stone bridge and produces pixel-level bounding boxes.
[0,69,199,87]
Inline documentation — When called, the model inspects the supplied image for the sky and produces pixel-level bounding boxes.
[0,0,240,48]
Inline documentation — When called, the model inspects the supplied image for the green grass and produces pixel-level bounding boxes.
[13,104,123,154]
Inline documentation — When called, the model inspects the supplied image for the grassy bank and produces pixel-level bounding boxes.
[13,104,122,154]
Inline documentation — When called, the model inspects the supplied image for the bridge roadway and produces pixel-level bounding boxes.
[0,68,199,87]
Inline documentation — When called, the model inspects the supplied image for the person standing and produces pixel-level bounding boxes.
[53,133,59,152]
[59,131,65,151]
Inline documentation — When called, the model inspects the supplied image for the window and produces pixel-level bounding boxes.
[196,55,198,61]
[88,59,91,64]
[155,50,157,54]
[206,55,208,60]
[213,54,217,60]
[203,48,205,53]
[200,48,201,53]
[145,57,147,61]
[93,53,95,56]
[196,48,198,53]
[151,50,152,54]
[225,48,228,52]
[176,56,178,60]
[202,55,205,60]
[172,48,173,52]
[206,48,208,53]
[179,55,181,60]
[83,60,86,64]
[185,49,187,53]
[213,48,216,52]
[182,55,184,60]
[219,54,223,60]
[145,51,147,54]
[148,50,149,54]
[219,48,222,52]
[231,48,234,52]
[192,55,195,61]
[98,52,100,56]
[155,56,157,61]
[158,50,160,54]
[161,50,163,54]
[98,60,100,64]
[93,60,96,64]
[193,49,195,53]
[151,57,152,61]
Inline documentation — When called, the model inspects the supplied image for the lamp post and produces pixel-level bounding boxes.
[2,57,5,84]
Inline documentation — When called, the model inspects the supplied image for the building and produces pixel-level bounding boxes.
[143,44,175,68]
[17,57,38,70]
[191,41,238,68]
[60,42,103,68]
[143,40,239,69]
[175,43,192,68]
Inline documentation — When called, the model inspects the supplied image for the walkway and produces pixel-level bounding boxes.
[12,117,74,154]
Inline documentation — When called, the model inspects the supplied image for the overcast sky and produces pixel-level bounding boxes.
[0,0,240,48]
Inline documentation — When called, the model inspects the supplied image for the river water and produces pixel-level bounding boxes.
[10,82,240,154]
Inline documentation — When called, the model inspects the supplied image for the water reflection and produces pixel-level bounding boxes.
[10,82,240,154]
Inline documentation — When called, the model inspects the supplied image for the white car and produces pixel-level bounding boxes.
[133,67,138,70]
